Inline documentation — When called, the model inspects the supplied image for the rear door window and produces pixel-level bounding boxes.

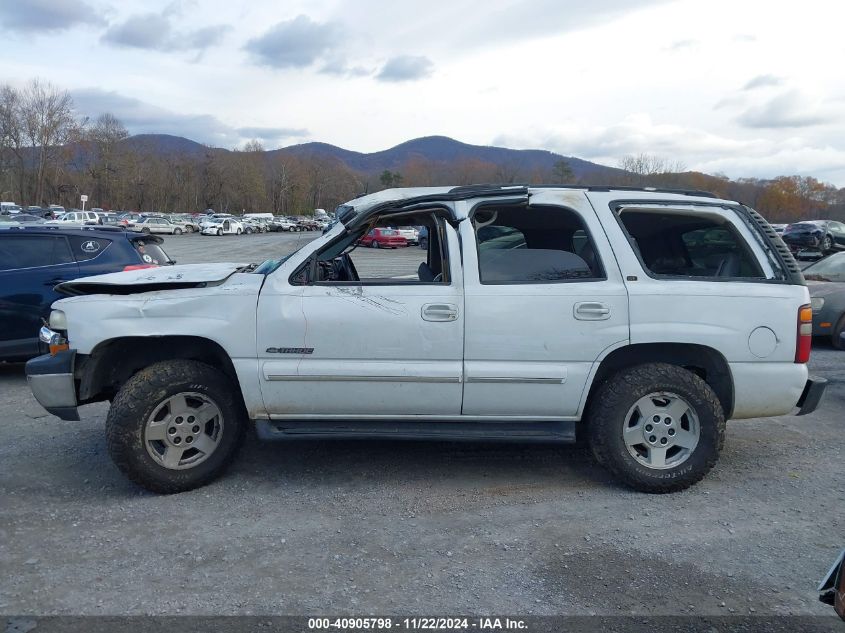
[0,236,74,270]
[474,206,604,283]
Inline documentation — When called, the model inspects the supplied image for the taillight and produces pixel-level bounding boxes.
[795,304,813,363]
[123,264,158,271]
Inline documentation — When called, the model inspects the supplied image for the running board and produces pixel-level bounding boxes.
[255,419,576,443]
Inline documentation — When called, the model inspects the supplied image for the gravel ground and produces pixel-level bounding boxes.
[1,231,843,618]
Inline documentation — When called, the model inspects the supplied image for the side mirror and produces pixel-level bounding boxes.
[819,549,845,620]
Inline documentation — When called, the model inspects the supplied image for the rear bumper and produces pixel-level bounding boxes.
[783,235,820,249]
[25,350,80,421]
[796,375,828,416]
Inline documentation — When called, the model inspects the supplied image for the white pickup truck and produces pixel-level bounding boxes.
[27,185,826,494]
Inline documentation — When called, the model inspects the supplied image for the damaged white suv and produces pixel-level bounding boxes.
[27,185,826,494]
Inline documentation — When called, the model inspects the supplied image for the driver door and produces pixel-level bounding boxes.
[256,220,464,417]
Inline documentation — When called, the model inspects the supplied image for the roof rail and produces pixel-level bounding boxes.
[445,183,719,199]
[586,185,717,198]
[448,184,530,196]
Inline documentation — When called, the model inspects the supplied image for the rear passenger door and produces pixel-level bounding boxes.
[460,190,629,418]
[0,235,79,359]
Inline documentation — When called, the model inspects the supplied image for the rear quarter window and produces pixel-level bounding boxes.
[619,211,765,279]
[67,235,112,261]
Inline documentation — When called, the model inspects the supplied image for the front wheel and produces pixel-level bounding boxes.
[217,229,222,236]
[587,363,725,493]
[372,241,380,249]
[236,228,242,235]
[141,227,150,234]
[173,228,182,235]
[105,360,247,493]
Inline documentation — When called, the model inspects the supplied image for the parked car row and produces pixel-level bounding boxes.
[1,209,333,237]
[1,202,65,218]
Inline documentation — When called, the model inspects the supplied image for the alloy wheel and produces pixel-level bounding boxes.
[622,392,700,470]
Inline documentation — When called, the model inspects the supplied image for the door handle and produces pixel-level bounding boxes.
[422,303,458,322]
[574,302,611,320]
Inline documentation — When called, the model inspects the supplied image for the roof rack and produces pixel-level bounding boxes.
[448,183,718,198]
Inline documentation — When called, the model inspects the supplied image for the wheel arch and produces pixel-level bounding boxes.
[78,335,240,404]
[584,343,734,419]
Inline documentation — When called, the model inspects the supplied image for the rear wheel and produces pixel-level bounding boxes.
[141,227,150,234]
[587,363,724,493]
[236,228,242,235]
[105,360,247,493]
[173,228,182,235]
[372,241,380,249]
[822,235,833,253]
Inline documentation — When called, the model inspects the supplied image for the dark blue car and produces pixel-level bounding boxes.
[0,226,173,361]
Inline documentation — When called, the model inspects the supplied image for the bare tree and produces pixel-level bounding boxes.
[20,79,77,205]
[618,153,686,186]
[87,112,129,207]
[0,84,27,201]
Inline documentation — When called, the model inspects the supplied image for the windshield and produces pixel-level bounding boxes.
[804,252,845,281]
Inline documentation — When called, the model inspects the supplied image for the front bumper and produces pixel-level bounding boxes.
[25,350,80,421]
[796,375,828,416]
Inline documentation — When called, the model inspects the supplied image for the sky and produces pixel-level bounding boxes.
[1,0,845,185]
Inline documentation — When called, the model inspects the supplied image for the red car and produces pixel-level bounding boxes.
[360,228,408,249]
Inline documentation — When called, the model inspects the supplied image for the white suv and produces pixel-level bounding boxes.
[46,211,100,225]
[27,185,826,494]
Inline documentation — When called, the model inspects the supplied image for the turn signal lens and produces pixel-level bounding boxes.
[795,304,813,363]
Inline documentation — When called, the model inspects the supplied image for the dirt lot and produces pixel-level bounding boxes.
[1,232,843,617]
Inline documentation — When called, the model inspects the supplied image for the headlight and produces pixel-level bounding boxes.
[49,309,67,330]
[810,297,825,313]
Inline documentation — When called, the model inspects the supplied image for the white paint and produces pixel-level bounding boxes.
[458,190,629,417]
[48,187,814,424]
[256,223,465,416]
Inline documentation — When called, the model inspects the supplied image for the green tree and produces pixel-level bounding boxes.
[552,160,574,183]
[379,170,403,188]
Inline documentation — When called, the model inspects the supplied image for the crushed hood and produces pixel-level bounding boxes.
[56,262,248,296]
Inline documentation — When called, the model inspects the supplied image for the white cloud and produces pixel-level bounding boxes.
[2,0,845,185]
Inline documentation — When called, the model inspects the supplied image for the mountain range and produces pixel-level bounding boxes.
[121,133,620,179]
